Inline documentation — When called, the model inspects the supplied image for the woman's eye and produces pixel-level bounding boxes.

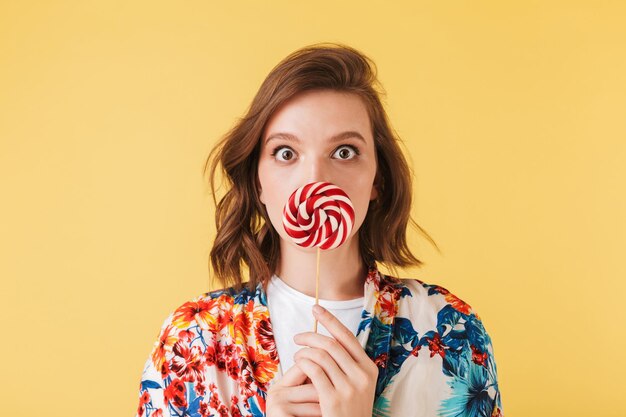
[333,145,359,160]
[272,146,295,161]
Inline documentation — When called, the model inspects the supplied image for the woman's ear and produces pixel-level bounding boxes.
[370,184,378,201]
[370,171,381,201]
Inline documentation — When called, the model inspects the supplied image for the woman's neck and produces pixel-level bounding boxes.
[275,237,367,301]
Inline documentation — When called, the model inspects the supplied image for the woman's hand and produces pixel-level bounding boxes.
[292,305,378,417]
[266,360,322,417]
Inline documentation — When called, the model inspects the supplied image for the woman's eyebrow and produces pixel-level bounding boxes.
[265,131,366,145]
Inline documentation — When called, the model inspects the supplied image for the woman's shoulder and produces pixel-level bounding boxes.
[160,281,259,332]
[146,281,264,375]
[391,275,480,319]
[147,282,258,354]
[377,272,493,340]
[381,272,496,354]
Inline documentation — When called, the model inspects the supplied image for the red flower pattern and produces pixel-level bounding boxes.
[471,344,488,367]
[163,378,187,409]
[136,266,502,417]
[427,332,447,358]
[171,341,206,382]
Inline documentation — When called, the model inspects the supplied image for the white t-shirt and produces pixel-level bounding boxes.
[265,274,365,375]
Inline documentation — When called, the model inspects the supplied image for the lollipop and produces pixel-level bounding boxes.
[282,181,355,333]
[282,182,355,250]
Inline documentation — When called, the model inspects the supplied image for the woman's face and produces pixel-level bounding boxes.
[257,89,378,250]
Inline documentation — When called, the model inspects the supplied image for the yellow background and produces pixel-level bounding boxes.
[1,1,624,416]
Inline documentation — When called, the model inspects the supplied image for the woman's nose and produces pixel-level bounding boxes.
[305,155,332,184]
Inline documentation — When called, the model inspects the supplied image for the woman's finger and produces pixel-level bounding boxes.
[311,305,370,365]
[294,332,357,377]
[296,358,334,394]
[278,361,309,387]
[283,383,320,403]
[286,402,322,417]
[294,346,349,389]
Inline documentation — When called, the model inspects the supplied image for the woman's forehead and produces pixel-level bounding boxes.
[262,90,373,143]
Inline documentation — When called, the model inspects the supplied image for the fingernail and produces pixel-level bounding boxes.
[313,304,325,315]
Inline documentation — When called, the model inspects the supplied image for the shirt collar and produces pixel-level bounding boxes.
[254,263,404,351]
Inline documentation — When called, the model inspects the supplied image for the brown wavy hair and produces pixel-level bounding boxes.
[204,42,437,293]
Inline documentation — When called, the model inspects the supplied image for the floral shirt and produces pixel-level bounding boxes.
[135,265,504,417]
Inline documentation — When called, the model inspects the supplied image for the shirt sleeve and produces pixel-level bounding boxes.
[469,313,503,417]
[135,313,175,417]
[439,307,504,417]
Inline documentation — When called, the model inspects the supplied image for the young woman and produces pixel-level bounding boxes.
[136,43,504,417]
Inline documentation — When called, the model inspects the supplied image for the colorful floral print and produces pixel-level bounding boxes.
[136,265,503,417]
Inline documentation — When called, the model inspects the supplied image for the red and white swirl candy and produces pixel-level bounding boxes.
[282,182,355,250]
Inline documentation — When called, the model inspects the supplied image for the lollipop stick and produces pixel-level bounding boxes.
[313,246,320,333]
